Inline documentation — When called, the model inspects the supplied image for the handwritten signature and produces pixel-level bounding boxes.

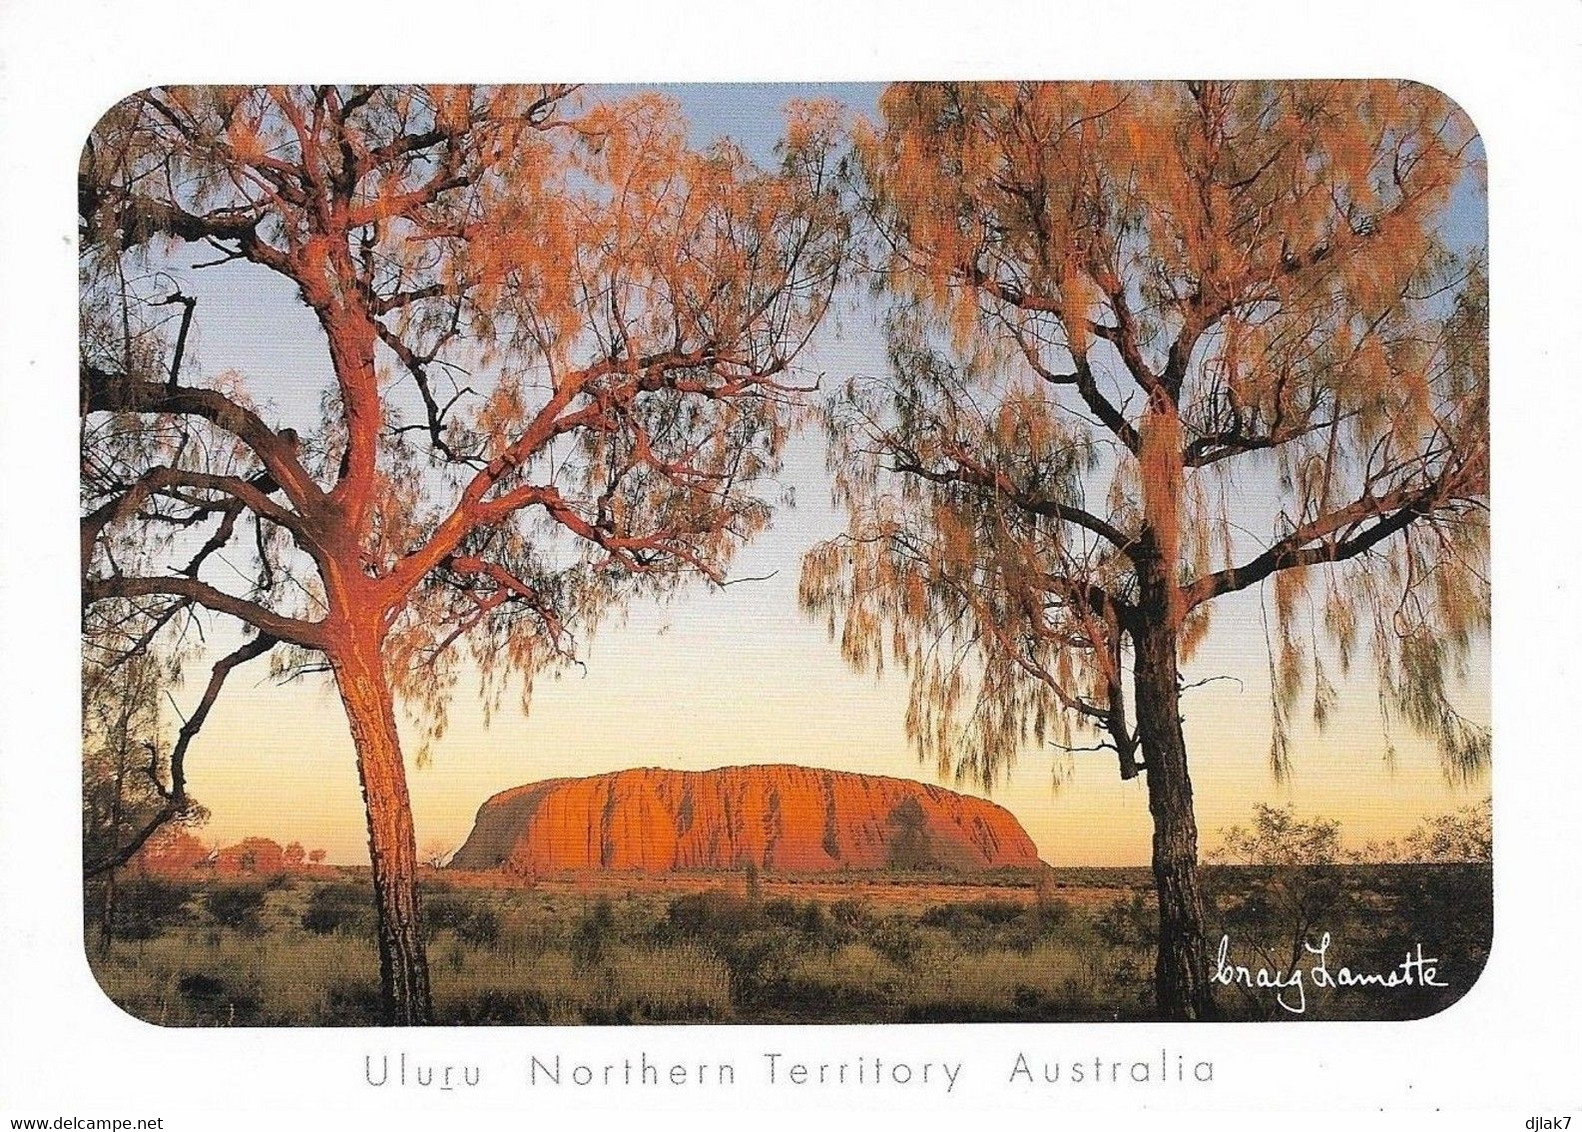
[1212,933,1449,1015]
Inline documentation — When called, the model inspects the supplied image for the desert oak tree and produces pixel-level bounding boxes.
[801,82,1487,1019]
[80,85,847,1023]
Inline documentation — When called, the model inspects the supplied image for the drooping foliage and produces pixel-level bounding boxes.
[802,81,1488,788]
[81,85,850,748]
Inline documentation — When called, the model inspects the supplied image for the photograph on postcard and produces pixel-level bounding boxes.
[78,81,1489,1027]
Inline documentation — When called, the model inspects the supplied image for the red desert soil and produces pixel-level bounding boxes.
[448,764,1044,878]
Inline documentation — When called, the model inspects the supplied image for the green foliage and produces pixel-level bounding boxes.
[176,972,261,1025]
[1397,798,1493,863]
[444,989,551,1025]
[456,907,501,946]
[81,648,202,881]
[205,883,268,934]
[662,889,760,938]
[321,982,384,1025]
[828,898,875,930]
[1342,864,1492,1019]
[109,879,196,941]
[919,898,1025,928]
[1034,888,1073,930]
[570,898,616,970]
[1206,805,1348,1011]
[300,884,374,936]
[760,897,799,925]
[422,892,501,946]
[1094,892,1156,950]
[1212,804,1343,867]
[866,915,924,967]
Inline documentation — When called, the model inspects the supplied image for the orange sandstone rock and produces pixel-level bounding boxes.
[449,765,1043,875]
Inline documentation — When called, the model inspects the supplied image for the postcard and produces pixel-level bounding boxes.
[3,3,1581,1129]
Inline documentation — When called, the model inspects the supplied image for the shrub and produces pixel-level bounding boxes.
[422,892,475,933]
[423,891,500,947]
[919,898,1025,931]
[868,916,923,967]
[321,981,382,1025]
[1033,877,1073,929]
[456,906,500,946]
[206,883,268,934]
[445,989,550,1025]
[177,971,260,1024]
[662,889,757,939]
[1400,799,1493,863]
[110,878,195,940]
[571,898,616,970]
[1211,804,1343,867]
[714,926,801,1003]
[1035,896,1072,929]
[761,897,800,925]
[301,884,373,936]
[214,837,288,877]
[828,898,874,931]
[1094,893,1155,949]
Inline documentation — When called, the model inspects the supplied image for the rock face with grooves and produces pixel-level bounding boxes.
[449,764,1043,875]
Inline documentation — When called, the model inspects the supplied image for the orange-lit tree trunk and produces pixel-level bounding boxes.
[326,615,432,1026]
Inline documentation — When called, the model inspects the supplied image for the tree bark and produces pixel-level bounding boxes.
[329,624,433,1025]
[1133,590,1217,1021]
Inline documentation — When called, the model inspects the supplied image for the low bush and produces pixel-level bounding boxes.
[918,898,1025,930]
[205,884,268,934]
[868,915,923,967]
[423,892,501,946]
[660,889,758,939]
[110,878,195,940]
[177,971,261,1024]
[321,981,382,1025]
[570,898,616,970]
[301,884,373,936]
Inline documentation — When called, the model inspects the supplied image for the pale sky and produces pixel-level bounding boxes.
[113,84,1490,866]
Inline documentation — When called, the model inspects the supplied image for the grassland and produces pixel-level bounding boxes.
[84,864,1490,1026]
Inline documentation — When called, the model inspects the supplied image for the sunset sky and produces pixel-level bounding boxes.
[109,83,1490,867]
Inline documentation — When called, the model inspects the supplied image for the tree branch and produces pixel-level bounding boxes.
[891,450,1137,556]
[81,366,323,517]
[1183,482,1448,608]
[83,574,325,648]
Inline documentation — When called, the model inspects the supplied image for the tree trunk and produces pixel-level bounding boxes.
[329,624,433,1025]
[1133,608,1217,1021]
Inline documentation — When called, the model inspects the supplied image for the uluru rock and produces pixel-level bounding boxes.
[448,764,1043,875]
